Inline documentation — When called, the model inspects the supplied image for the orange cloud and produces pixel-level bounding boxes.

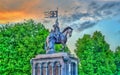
[0,11,44,24]
[0,0,70,24]
[0,0,45,24]
[0,12,25,23]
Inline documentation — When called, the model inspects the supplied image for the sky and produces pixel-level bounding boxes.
[0,0,120,52]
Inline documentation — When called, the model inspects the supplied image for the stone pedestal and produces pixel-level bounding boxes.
[30,52,78,75]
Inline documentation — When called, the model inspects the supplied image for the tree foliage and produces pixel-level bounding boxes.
[75,31,116,75]
[115,46,120,75]
[0,20,69,75]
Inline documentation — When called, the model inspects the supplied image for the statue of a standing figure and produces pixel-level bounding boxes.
[45,19,73,54]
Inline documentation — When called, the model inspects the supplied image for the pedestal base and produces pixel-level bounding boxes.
[30,52,78,75]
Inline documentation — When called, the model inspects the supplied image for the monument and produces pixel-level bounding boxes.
[30,9,78,75]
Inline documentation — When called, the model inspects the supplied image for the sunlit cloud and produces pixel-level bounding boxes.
[0,11,44,24]
[0,0,45,24]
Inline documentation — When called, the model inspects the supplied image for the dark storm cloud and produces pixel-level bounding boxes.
[74,6,81,11]
[71,13,89,21]
[70,21,97,31]
[61,13,90,23]
[60,16,72,23]
[98,2,120,11]
[79,21,96,31]
[75,22,96,31]
[103,10,112,15]
[93,2,120,16]
[88,1,100,9]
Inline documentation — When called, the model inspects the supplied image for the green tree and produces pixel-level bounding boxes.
[92,31,116,75]
[115,46,120,75]
[75,34,94,75]
[75,31,116,75]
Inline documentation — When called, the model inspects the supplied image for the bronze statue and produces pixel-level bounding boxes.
[45,19,73,54]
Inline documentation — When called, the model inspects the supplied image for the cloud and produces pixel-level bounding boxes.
[0,0,120,32]
[70,21,96,31]
[59,1,120,32]
[98,2,118,10]
[79,21,96,31]
[60,12,89,24]
[92,2,120,17]
[69,16,97,31]
[43,19,51,24]
[0,0,76,23]
[0,0,45,23]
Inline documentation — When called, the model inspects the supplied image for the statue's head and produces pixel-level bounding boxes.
[62,27,73,37]
[68,27,73,37]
